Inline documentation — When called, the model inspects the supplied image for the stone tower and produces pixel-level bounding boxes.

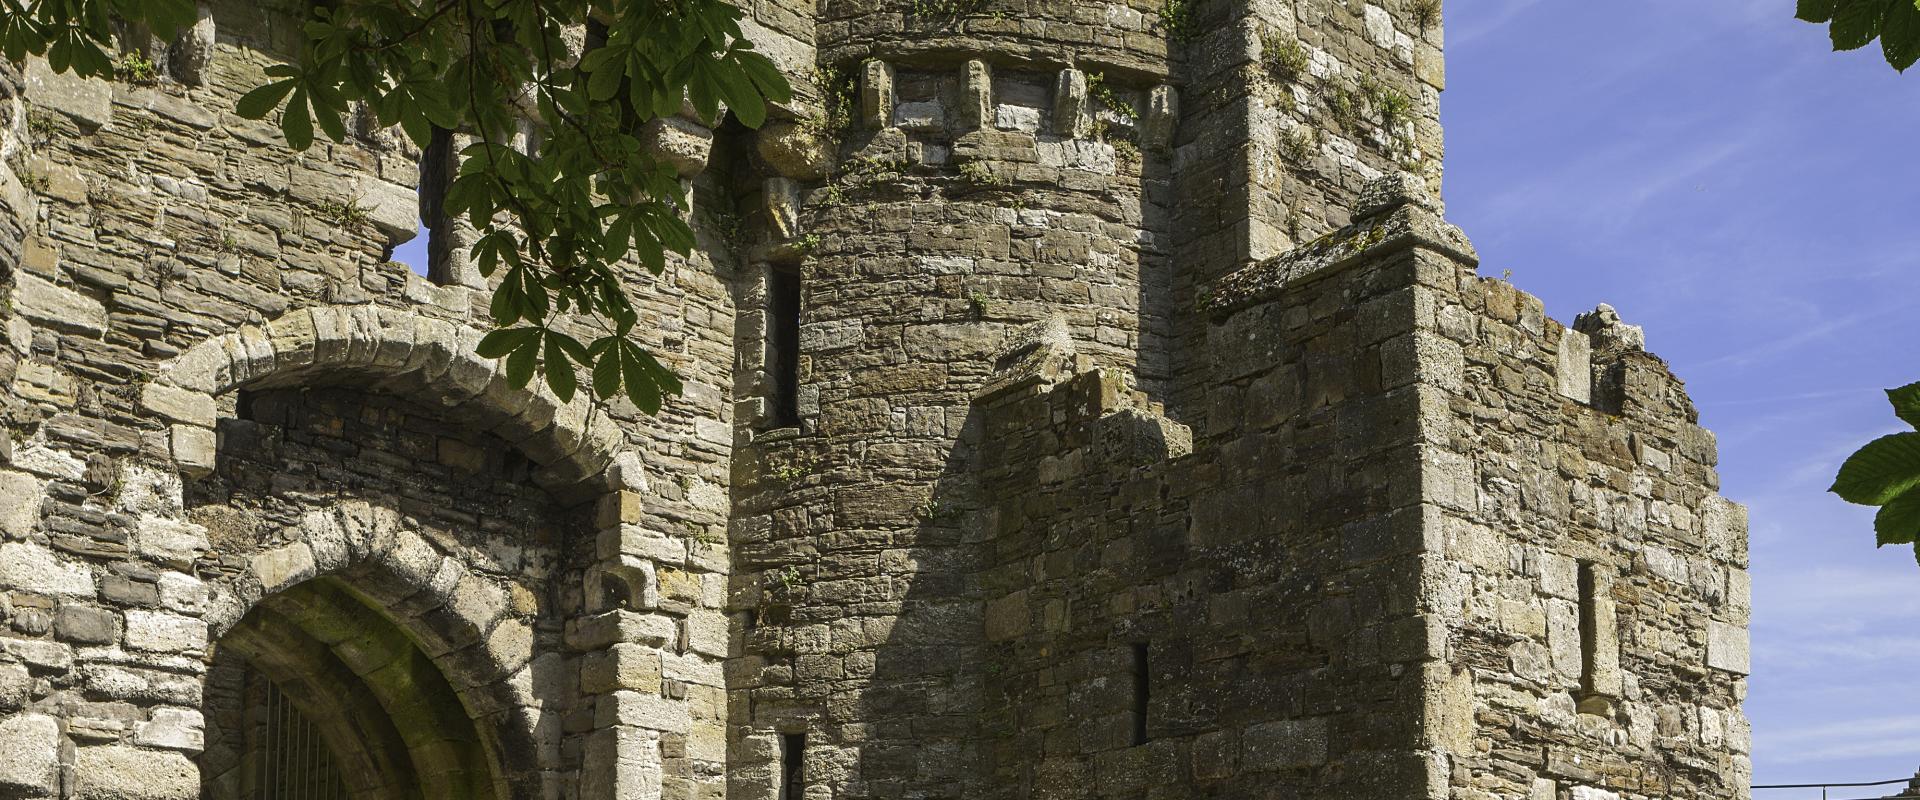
[0,0,1750,799]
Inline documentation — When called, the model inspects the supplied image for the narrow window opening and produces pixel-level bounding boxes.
[1130,642,1149,746]
[416,126,457,286]
[779,732,806,800]
[767,264,802,428]
[1576,562,1621,714]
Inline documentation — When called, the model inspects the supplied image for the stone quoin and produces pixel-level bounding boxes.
[0,0,1749,798]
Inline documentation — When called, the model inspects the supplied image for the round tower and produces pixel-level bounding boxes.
[728,3,1180,799]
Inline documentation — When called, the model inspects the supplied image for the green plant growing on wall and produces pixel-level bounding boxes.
[1831,381,1920,568]
[806,64,858,142]
[1278,126,1318,164]
[315,199,372,230]
[11,160,50,193]
[1159,0,1196,42]
[7,0,792,416]
[115,51,159,84]
[25,112,59,145]
[958,160,1004,187]
[1411,0,1441,31]
[1327,84,1361,129]
[910,0,995,25]
[1262,34,1311,83]
[966,290,993,317]
[771,451,820,483]
[1360,74,1413,129]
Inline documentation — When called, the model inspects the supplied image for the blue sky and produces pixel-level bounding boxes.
[1443,0,1920,792]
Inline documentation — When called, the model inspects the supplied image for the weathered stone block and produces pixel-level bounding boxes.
[861,60,895,130]
[25,57,111,129]
[124,610,208,654]
[0,541,94,596]
[1242,718,1327,768]
[250,542,316,593]
[1054,69,1091,139]
[56,604,119,644]
[14,274,107,336]
[0,713,60,796]
[0,471,46,536]
[581,642,664,694]
[170,425,217,478]
[73,745,198,800]
[1706,620,1749,675]
[134,707,204,752]
[135,516,209,569]
[643,117,714,177]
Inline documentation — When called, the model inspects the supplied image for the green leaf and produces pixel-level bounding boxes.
[1831,0,1890,50]
[592,347,623,399]
[236,80,297,119]
[476,328,537,358]
[1798,0,1839,21]
[1831,432,1920,505]
[505,340,538,388]
[282,88,314,150]
[1875,486,1920,546]
[1883,0,1920,68]
[621,343,661,414]
[1890,381,1920,428]
[544,334,577,402]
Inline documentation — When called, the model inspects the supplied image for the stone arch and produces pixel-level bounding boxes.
[199,503,561,800]
[146,304,642,502]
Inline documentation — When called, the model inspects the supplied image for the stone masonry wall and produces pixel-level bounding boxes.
[728,3,1182,799]
[1419,263,1752,799]
[0,0,1756,798]
[0,0,744,796]
[969,196,1445,798]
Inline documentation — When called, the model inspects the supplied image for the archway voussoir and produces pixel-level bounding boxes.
[299,509,352,574]
[165,338,229,395]
[231,324,276,390]
[345,304,390,368]
[264,307,321,379]
[402,317,460,380]
[436,329,498,407]
[249,542,318,597]
[369,307,421,369]
[309,305,354,367]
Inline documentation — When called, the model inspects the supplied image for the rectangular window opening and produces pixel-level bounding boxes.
[779,732,807,800]
[1130,642,1149,746]
[767,264,802,428]
[418,126,457,286]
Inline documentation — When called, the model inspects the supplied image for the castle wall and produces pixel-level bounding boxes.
[1417,267,1752,799]
[0,1,1757,799]
[972,226,1439,796]
[961,182,1750,800]
[0,0,742,796]
[727,4,1182,798]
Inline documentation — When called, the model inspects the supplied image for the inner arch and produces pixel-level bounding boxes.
[202,577,501,800]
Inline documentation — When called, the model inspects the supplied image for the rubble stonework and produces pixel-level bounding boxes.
[0,1,1747,799]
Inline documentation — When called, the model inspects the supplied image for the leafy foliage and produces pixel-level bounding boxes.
[1831,382,1920,566]
[6,0,791,413]
[1796,0,1920,72]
